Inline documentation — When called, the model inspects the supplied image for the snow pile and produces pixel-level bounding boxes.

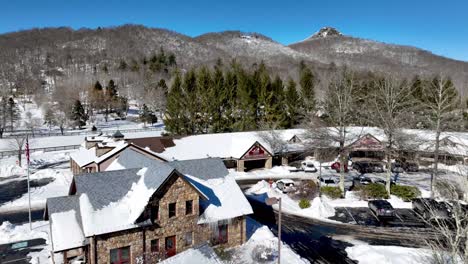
[245,180,271,195]
[160,244,222,264]
[186,175,253,224]
[232,166,300,180]
[50,210,85,251]
[80,168,153,236]
[303,197,336,218]
[231,226,309,264]
[346,245,438,264]
[0,164,25,178]
[0,221,49,244]
[326,191,412,209]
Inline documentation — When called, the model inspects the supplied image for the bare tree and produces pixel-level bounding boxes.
[422,177,468,264]
[420,77,461,197]
[305,70,361,195]
[367,76,414,195]
[24,111,42,137]
[9,136,26,167]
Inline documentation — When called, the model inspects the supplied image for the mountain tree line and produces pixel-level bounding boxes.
[164,60,317,135]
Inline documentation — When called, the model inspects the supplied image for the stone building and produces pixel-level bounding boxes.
[45,153,252,264]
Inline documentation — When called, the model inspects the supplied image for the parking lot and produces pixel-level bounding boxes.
[331,207,427,228]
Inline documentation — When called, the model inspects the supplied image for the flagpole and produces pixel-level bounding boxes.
[26,135,32,230]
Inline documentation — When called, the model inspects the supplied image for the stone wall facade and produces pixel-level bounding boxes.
[88,175,247,264]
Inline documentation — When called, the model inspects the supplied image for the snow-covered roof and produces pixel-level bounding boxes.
[107,148,228,180]
[185,175,253,224]
[49,156,241,251]
[69,147,97,167]
[79,167,168,236]
[160,244,222,264]
[46,195,87,252]
[51,210,86,252]
[158,129,307,161]
[69,141,128,167]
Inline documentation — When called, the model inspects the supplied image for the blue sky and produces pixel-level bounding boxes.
[1,0,467,61]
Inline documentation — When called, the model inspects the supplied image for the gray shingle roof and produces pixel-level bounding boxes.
[74,158,176,210]
[46,195,83,227]
[168,158,228,180]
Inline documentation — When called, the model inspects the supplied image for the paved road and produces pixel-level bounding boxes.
[249,199,357,263]
[0,178,53,207]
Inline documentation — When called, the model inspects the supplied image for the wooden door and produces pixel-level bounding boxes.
[165,235,176,257]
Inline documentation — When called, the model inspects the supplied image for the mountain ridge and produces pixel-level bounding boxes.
[0,24,466,96]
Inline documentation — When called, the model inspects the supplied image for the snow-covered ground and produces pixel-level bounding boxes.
[246,180,337,222]
[346,244,436,264]
[227,218,309,264]
[231,166,315,180]
[0,151,73,212]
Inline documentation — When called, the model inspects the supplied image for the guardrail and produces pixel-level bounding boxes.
[0,145,81,159]
[2,127,163,138]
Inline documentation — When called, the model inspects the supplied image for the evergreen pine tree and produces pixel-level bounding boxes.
[264,75,287,128]
[0,97,7,137]
[233,69,256,131]
[284,78,301,127]
[140,104,151,126]
[94,81,103,91]
[299,64,316,114]
[182,69,197,134]
[7,98,19,132]
[210,60,225,133]
[71,100,88,129]
[164,72,186,135]
[195,66,212,133]
[107,80,118,98]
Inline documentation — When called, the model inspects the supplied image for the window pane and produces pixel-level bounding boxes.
[151,239,159,252]
[185,200,193,215]
[121,247,130,260]
[184,232,193,246]
[169,202,176,218]
[110,249,118,262]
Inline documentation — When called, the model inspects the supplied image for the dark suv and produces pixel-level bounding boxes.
[369,200,395,219]
[353,161,384,173]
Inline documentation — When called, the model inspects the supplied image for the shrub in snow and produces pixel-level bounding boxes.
[298,199,311,209]
[251,245,276,262]
[434,180,464,200]
[321,186,342,199]
[390,185,421,201]
[292,180,319,200]
[358,183,389,200]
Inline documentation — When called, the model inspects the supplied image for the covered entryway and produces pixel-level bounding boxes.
[237,142,273,172]
[349,134,385,161]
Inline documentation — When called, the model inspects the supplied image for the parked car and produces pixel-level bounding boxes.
[371,162,385,173]
[391,163,404,173]
[318,176,339,187]
[301,161,318,173]
[403,161,419,172]
[374,178,396,186]
[352,175,373,188]
[353,161,384,173]
[275,179,296,193]
[412,198,452,221]
[331,162,348,172]
[368,200,395,219]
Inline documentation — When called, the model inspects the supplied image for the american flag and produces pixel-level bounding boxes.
[25,136,30,165]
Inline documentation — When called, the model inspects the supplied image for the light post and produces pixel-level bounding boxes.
[266,197,282,264]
